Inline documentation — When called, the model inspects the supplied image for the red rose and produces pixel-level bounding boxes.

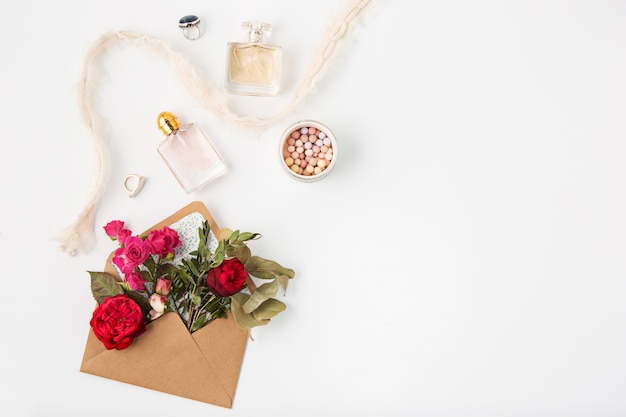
[90,294,147,350]
[206,258,247,297]
[146,226,181,258]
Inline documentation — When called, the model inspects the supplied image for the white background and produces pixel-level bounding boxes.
[1,0,626,416]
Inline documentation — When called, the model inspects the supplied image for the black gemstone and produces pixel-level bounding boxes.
[178,15,200,28]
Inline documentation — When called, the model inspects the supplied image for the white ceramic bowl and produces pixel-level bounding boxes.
[279,120,337,182]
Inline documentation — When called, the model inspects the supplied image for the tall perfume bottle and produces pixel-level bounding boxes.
[156,112,226,194]
[225,21,282,96]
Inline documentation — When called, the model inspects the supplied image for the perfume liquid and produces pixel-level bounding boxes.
[225,21,282,96]
[156,112,226,194]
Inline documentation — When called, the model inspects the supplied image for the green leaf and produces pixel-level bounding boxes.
[88,271,124,304]
[139,270,152,282]
[191,314,209,333]
[252,299,286,321]
[197,221,208,256]
[191,294,202,306]
[187,259,200,277]
[143,256,157,277]
[228,230,240,243]
[173,269,194,287]
[216,239,226,254]
[242,280,279,314]
[231,293,270,330]
[244,256,295,280]
[159,263,179,278]
[212,250,224,268]
[237,232,261,242]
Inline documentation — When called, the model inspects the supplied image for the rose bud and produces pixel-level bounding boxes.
[148,293,168,320]
[156,278,171,295]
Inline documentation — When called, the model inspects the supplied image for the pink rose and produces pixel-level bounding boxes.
[156,278,171,295]
[111,247,130,273]
[125,271,147,291]
[117,228,132,245]
[146,226,181,258]
[103,220,128,241]
[112,236,150,274]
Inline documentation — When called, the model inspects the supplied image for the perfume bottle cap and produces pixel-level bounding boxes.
[242,21,271,43]
[157,112,180,136]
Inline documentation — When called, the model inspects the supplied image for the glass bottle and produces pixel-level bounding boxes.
[225,21,282,96]
[156,111,226,194]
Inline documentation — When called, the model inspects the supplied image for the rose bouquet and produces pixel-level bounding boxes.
[87,209,295,351]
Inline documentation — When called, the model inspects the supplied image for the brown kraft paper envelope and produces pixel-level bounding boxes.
[80,201,249,408]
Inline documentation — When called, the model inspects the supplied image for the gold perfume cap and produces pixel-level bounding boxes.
[157,111,180,136]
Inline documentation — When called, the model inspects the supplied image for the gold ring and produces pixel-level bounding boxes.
[123,174,145,198]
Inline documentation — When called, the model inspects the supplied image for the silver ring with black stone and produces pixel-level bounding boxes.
[179,15,202,40]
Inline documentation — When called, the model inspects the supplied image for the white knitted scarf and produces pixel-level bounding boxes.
[56,0,374,255]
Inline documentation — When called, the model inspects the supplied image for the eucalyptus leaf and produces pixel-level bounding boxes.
[276,274,290,294]
[88,271,124,304]
[252,299,286,321]
[231,293,270,330]
[228,241,243,249]
[244,256,295,280]
[242,280,279,314]
[227,245,251,263]
[218,228,233,242]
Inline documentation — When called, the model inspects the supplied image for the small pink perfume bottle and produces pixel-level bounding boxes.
[225,21,282,96]
[156,111,226,194]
